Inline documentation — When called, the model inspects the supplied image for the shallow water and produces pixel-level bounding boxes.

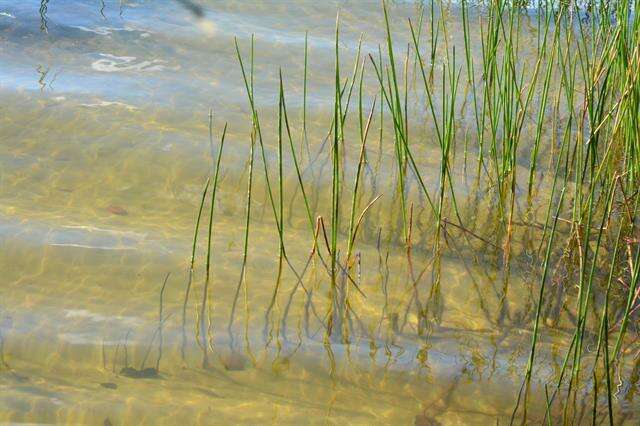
[1,1,638,424]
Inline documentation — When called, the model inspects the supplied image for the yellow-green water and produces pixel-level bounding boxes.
[1,1,638,424]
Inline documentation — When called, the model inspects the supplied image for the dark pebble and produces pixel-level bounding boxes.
[100,382,118,389]
[120,366,159,379]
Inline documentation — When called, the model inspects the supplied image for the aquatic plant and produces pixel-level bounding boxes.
[180,0,639,422]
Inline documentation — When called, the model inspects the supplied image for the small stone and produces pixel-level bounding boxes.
[220,352,247,371]
[107,205,128,216]
[120,366,158,379]
[100,382,118,389]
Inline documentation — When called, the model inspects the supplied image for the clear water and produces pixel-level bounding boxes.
[1,1,638,424]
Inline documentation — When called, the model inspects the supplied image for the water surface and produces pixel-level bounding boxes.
[1,1,638,424]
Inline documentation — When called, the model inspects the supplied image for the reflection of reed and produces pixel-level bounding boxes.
[0,332,9,371]
[39,0,49,33]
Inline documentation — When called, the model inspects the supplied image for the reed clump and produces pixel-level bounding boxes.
[181,0,639,422]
